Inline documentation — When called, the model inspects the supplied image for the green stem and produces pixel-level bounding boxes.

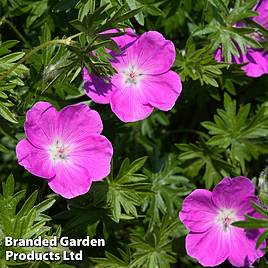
[2,18,31,48]
[0,33,82,82]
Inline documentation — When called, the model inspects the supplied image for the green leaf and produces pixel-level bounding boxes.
[0,175,56,266]
[52,0,79,12]
[125,0,145,25]
[0,143,9,153]
[142,155,194,228]
[251,202,268,218]
[107,157,150,222]
[175,41,227,87]
[78,0,95,21]
[92,249,130,268]
[108,6,144,25]
[177,140,236,188]
[208,0,229,15]
[1,52,25,62]
[129,217,178,268]
[227,0,257,24]
[69,20,86,32]
[232,216,268,229]
[116,156,148,181]
[202,94,268,172]
[256,229,268,248]
[17,191,38,218]
[2,174,15,197]
[0,102,17,123]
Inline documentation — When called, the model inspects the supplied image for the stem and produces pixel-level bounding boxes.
[2,18,31,48]
[0,33,81,82]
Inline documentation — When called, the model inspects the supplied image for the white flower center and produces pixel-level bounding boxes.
[48,139,71,163]
[121,64,143,86]
[216,208,237,232]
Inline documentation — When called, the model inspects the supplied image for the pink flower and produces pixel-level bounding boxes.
[254,0,268,29]
[83,29,182,122]
[179,177,266,267]
[215,46,268,77]
[215,0,268,77]
[16,102,113,199]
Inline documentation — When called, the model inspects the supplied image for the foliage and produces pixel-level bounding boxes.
[193,0,260,62]
[106,157,150,223]
[0,174,57,267]
[202,94,268,172]
[142,156,194,229]
[175,37,227,87]
[92,217,181,268]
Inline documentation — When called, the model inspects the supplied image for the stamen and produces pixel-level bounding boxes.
[49,139,70,162]
[122,64,143,86]
[216,209,237,232]
[129,71,136,79]
[58,146,65,154]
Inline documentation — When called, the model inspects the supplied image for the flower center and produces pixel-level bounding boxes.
[48,139,70,163]
[122,64,143,86]
[129,71,136,79]
[216,208,237,232]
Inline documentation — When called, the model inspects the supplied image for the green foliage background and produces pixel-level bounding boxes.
[0,0,268,267]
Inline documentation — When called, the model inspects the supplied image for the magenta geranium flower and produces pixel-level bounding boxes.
[16,102,113,199]
[254,0,268,28]
[215,46,268,77]
[83,29,182,122]
[179,177,266,267]
[215,0,268,77]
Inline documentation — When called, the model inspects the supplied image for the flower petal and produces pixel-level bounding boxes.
[215,47,268,78]
[58,103,103,143]
[117,31,175,75]
[16,139,55,179]
[212,177,256,209]
[70,134,113,181]
[214,48,224,62]
[214,47,247,65]
[142,71,182,111]
[101,28,138,52]
[25,101,58,148]
[110,74,154,122]
[185,226,228,267]
[236,196,259,217]
[253,0,268,29]
[48,163,91,199]
[179,189,217,233]
[242,49,268,77]
[83,68,112,104]
[227,227,266,267]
